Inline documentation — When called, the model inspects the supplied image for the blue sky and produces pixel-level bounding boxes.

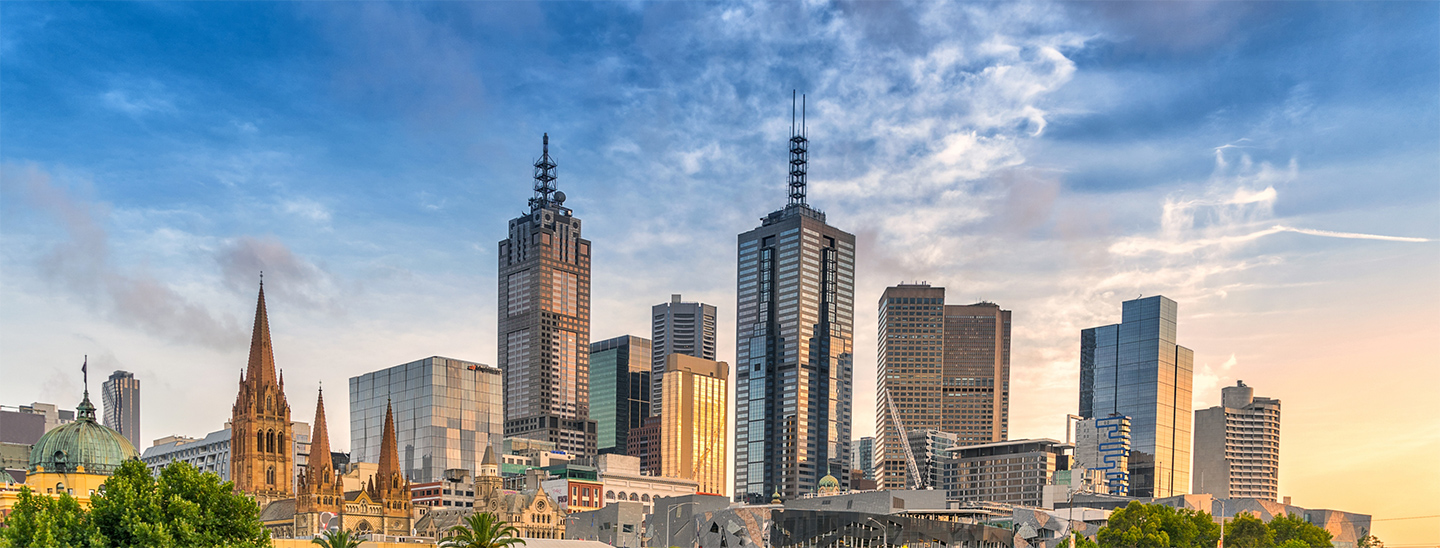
[2,1,1437,540]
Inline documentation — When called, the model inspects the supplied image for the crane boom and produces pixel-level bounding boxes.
[885,390,926,490]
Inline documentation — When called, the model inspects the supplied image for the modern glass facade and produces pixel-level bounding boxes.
[101,370,141,451]
[497,136,596,457]
[590,335,652,454]
[1079,295,1193,498]
[734,203,855,502]
[850,436,874,480]
[349,356,503,482]
[660,354,728,495]
[651,295,718,417]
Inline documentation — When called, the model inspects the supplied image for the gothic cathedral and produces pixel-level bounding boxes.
[230,282,294,507]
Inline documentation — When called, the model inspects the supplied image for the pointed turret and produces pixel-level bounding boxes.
[307,387,333,482]
[245,281,277,384]
[377,400,400,487]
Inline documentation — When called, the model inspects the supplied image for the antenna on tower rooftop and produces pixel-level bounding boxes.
[529,133,559,213]
[788,90,808,207]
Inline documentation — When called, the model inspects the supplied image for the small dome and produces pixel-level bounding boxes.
[818,474,840,488]
[29,393,139,476]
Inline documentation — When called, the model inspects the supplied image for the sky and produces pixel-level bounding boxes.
[2,1,1437,544]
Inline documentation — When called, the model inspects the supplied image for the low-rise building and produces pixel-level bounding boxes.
[954,439,1073,508]
[566,501,645,547]
[598,454,697,515]
[412,468,476,509]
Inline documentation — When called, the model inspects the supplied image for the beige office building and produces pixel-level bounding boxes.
[660,354,728,495]
[1193,380,1281,500]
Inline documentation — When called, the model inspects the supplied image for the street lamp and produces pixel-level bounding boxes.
[863,517,888,548]
[664,501,698,548]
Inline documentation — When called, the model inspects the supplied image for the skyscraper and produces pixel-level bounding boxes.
[659,354,729,496]
[1193,380,1280,500]
[590,335,652,454]
[851,436,874,480]
[1079,295,1194,498]
[651,295,717,417]
[498,134,597,458]
[101,370,140,451]
[230,281,294,506]
[875,284,1011,490]
[349,356,503,481]
[734,95,855,502]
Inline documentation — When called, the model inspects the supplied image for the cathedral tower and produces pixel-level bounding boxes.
[365,401,412,535]
[296,386,342,529]
[230,281,295,506]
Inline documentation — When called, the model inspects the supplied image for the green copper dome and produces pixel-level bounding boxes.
[818,474,840,489]
[29,391,139,476]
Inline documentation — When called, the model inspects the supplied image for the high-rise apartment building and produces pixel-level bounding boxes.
[590,335,652,454]
[497,134,597,458]
[1079,295,1193,498]
[651,295,717,417]
[875,284,1011,489]
[1074,415,1131,495]
[734,96,856,502]
[659,354,729,496]
[1193,380,1280,500]
[350,356,503,481]
[851,436,874,480]
[101,370,141,451]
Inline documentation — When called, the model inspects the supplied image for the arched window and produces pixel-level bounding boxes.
[606,490,615,500]
[629,493,638,502]
[617,491,626,500]
[642,494,650,503]
[257,430,265,452]
[277,432,285,453]
[267,430,276,453]
[266,466,275,485]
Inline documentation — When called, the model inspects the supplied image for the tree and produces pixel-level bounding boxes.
[1356,531,1384,548]
[1058,531,1099,548]
[441,512,528,548]
[1269,513,1333,548]
[1,486,99,548]
[1096,501,1220,548]
[1226,513,1275,548]
[89,459,270,548]
[311,529,363,548]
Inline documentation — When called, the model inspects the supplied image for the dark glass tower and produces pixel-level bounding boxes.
[498,134,597,458]
[1079,295,1193,498]
[589,335,652,454]
[733,95,856,502]
[101,370,141,451]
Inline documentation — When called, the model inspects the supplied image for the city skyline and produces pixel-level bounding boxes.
[1,2,1436,544]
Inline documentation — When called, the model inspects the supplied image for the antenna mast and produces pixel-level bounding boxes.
[529,133,558,212]
[788,90,808,207]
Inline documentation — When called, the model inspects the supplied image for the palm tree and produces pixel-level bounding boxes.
[311,529,363,548]
[442,512,528,548]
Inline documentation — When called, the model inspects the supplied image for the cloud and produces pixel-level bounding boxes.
[215,236,339,313]
[1,163,247,350]
[100,79,176,116]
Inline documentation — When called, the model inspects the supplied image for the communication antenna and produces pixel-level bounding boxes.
[529,133,559,212]
[788,90,808,207]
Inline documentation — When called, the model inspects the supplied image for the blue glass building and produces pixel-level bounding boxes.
[1079,295,1193,498]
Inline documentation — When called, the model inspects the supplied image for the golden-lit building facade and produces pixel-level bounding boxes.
[660,354,728,495]
[0,381,138,517]
[230,282,295,507]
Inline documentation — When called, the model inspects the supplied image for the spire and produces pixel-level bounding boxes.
[482,445,498,467]
[307,386,334,484]
[528,133,561,212]
[788,90,808,207]
[245,279,278,385]
[377,399,400,486]
[77,356,96,422]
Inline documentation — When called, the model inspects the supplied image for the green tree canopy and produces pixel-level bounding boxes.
[1269,513,1333,548]
[441,512,528,548]
[88,459,270,548]
[311,529,363,548]
[1,486,98,548]
[1226,513,1275,548]
[1096,501,1221,548]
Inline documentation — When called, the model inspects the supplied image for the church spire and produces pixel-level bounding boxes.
[377,399,400,486]
[245,279,277,384]
[308,386,334,483]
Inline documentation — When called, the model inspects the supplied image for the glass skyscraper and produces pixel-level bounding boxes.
[590,335,652,454]
[650,295,717,417]
[349,356,503,482]
[497,134,597,457]
[101,370,140,451]
[734,99,856,502]
[1079,295,1193,498]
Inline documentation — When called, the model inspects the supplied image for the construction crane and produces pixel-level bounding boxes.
[884,389,927,490]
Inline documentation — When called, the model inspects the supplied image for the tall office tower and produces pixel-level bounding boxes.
[851,436,875,480]
[1075,415,1132,495]
[1079,295,1194,498]
[350,356,503,481]
[734,95,856,502]
[651,295,718,417]
[875,284,1011,490]
[659,354,729,495]
[230,282,294,506]
[101,370,141,451]
[498,134,597,458]
[591,335,653,454]
[1193,380,1280,500]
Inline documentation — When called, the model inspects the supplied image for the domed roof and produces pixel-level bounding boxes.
[29,392,139,476]
[818,474,840,488]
